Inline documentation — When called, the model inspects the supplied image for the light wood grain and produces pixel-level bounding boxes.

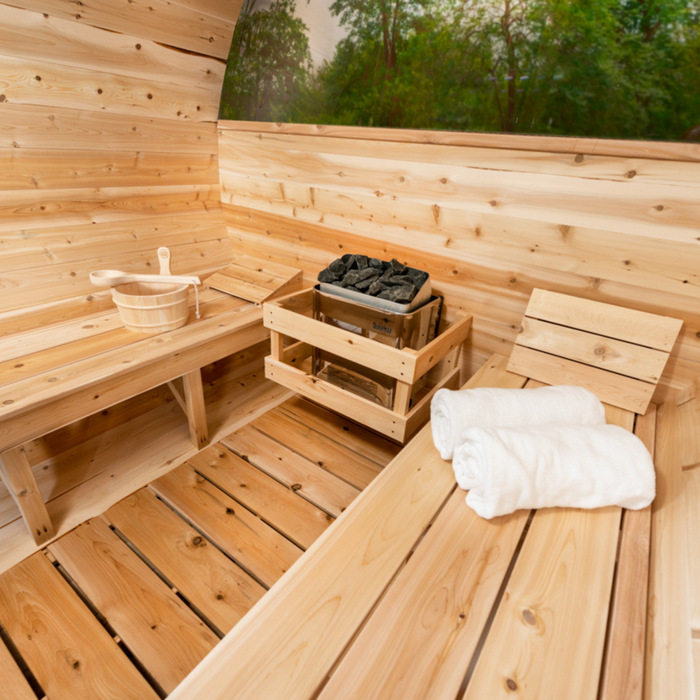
[0,635,36,700]
[644,401,694,700]
[518,317,670,382]
[0,445,54,544]
[49,518,218,694]
[10,0,235,59]
[318,490,529,700]
[277,396,401,467]
[182,368,209,449]
[222,424,359,517]
[524,289,683,352]
[0,552,159,700]
[508,345,656,413]
[187,445,333,550]
[150,464,303,587]
[252,409,382,490]
[599,406,656,700]
[684,466,700,633]
[105,488,265,635]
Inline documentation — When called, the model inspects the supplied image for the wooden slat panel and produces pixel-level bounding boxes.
[221,424,359,518]
[644,401,694,700]
[0,103,217,153]
[206,272,271,303]
[318,490,529,700]
[277,397,401,467]
[524,289,683,352]
[187,445,333,550]
[0,4,224,90]
[166,354,527,700]
[252,410,382,490]
[0,552,159,700]
[0,54,218,121]
[599,407,655,700]
[10,0,235,59]
[49,519,218,694]
[517,317,670,382]
[507,345,655,414]
[0,635,36,700]
[0,185,221,233]
[0,148,218,191]
[105,488,265,636]
[465,508,623,699]
[684,466,700,633]
[679,395,700,470]
[218,120,700,164]
[150,464,303,588]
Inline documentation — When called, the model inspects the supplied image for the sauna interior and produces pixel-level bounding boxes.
[0,1,699,699]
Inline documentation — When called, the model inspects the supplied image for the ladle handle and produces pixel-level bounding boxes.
[158,247,172,276]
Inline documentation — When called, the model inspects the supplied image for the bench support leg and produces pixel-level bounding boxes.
[182,369,209,450]
[0,445,55,545]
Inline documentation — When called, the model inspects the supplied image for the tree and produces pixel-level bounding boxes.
[220,0,312,121]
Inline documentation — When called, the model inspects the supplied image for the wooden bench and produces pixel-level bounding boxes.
[0,286,269,546]
[166,291,691,700]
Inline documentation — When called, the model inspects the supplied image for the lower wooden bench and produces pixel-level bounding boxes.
[167,352,686,700]
[0,288,268,545]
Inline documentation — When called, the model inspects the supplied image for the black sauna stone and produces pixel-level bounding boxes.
[342,270,360,286]
[369,257,383,269]
[355,277,375,290]
[355,255,369,270]
[368,280,387,296]
[407,268,429,287]
[388,274,415,286]
[390,258,407,274]
[329,258,346,275]
[318,268,339,283]
[378,284,416,302]
[356,267,380,282]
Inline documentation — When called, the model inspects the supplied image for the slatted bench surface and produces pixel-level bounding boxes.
[168,352,671,700]
[0,288,260,452]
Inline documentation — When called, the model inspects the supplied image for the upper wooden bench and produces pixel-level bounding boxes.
[167,291,689,700]
[0,286,268,545]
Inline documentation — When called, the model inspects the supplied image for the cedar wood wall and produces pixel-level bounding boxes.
[0,0,241,336]
[0,0,698,400]
[219,122,700,400]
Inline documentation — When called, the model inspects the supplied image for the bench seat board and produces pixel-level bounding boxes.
[167,354,528,700]
[0,635,36,700]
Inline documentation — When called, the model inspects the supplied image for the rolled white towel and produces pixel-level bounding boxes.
[453,424,655,519]
[430,385,606,460]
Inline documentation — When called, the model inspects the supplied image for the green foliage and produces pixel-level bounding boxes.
[220,0,312,121]
[220,0,700,141]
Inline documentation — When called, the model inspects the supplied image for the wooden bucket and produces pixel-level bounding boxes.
[112,280,189,333]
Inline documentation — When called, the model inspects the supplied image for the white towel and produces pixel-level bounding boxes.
[430,385,606,460]
[453,425,655,519]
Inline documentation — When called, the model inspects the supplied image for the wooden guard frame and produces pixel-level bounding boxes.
[263,288,472,443]
[507,289,683,413]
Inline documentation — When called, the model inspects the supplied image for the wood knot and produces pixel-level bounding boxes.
[594,347,606,356]
[521,608,537,626]
[506,678,518,691]
[574,154,584,163]
[192,536,203,546]
[291,483,302,491]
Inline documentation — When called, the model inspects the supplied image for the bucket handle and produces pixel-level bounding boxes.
[157,246,200,319]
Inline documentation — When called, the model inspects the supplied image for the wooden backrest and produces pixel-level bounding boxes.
[507,289,683,413]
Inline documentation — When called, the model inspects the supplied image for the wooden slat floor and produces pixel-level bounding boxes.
[0,396,399,700]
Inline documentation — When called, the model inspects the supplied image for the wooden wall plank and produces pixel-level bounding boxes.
[0,148,219,190]
[0,552,159,700]
[218,120,700,163]
[49,518,218,694]
[9,0,235,60]
[0,103,218,153]
[0,4,224,90]
[684,466,700,633]
[0,54,219,121]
